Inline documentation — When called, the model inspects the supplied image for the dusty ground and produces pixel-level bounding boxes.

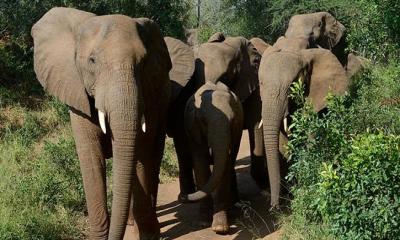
[157,131,282,240]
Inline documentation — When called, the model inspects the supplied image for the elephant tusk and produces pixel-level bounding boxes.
[141,115,146,133]
[283,117,288,132]
[98,110,107,134]
[258,120,263,129]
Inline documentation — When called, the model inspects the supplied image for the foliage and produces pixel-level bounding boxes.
[318,133,400,240]
[0,102,85,239]
[280,212,335,240]
[160,138,180,183]
[195,0,400,61]
[285,61,400,239]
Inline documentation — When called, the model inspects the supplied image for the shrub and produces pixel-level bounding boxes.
[285,60,400,239]
[160,138,179,183]
[318,133,400,240]
[196,0,400,61]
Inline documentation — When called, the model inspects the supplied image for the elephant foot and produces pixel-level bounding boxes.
[198,198,213,228]
[178,192,192,203]
[198,209,212,228]
[269,204,282,213]
[212,211,229,234]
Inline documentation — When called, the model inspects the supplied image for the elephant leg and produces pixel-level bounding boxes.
[191,143,213,227]
[212,164,234,235]
[70,110,109,240]
[249,127,269,190]
[173,129,196,196]
[212,137,241,235]
[230,130,242,204]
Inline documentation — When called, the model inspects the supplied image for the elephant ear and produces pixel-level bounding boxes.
[208,32,225,43]
[302,48,349,112]
[233,38,261,102]
[346,53,369,79]
[164,37,195,103]
[32,7,95,116]
[250,38,271,55]
[320,12,346,50]
[224,37,261,102]
[136,18,172,85]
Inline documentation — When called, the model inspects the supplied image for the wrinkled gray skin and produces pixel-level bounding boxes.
[259,12,349,209]
[32,7,175,240]
[166,33,268,198]
[183,82,243,234]
[285,11,347,65]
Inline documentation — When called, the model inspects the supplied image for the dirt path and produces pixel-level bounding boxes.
[157,131,282,240]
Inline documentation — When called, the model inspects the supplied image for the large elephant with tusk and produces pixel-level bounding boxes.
[258,12,350,209]
[32,7,191,240]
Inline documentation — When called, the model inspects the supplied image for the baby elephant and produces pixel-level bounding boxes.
[182,82,243,234]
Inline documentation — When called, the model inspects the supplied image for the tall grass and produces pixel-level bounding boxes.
[0,85,179,239]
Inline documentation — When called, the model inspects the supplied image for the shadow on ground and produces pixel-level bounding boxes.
[157,155,284,240]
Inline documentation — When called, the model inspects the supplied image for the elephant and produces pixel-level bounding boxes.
[259,36,349,209]
[243,12,349,208]
[165,32,269,199]
[31,7,191,240]
[183,81,243,234]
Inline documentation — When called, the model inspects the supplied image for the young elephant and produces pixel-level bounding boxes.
[182,82,243,234]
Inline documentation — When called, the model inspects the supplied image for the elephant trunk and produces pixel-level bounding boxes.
[262,96,287,209]
[106,76,142,239]
[185,125,230,202]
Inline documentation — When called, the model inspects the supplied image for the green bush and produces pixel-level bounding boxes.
[318,133,400,240]
[197,0,400,61]
[0,132,85,239]
[285,60,400,239]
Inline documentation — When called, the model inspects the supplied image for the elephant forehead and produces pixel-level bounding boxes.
[198,43,238,82]
[260,52,303,87]
[198,43,237,61]
[80,15,138,37]
[286,13,325,38]
[77,16,146,62]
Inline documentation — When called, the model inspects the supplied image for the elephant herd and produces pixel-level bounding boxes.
[31,7,363,240]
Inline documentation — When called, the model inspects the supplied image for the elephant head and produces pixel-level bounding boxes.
[285,12,347,65]
[32,7,171,239]
[195,33,261,102]
[183,82,243,201]
[285,12,345,50]
[259,47,348,208]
